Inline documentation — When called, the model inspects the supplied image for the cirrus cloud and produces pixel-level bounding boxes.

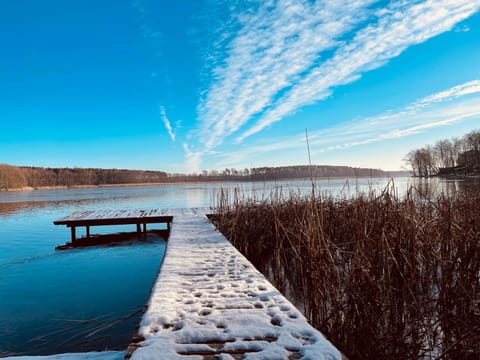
[186,0,480,171]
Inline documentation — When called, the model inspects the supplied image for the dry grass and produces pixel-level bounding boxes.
[211,183,480,360]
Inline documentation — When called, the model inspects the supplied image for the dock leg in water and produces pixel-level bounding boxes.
[70,227,76,243]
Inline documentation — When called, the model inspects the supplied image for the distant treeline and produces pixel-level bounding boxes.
[226,165,387,181]
[0,164,393,191]
[170,165,389,182]
[404,129,480,177]
[0,165,168,190]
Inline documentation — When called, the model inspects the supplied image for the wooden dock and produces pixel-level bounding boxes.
[53,209,173,243]
[127,209,341,360]
[52,208,340,358]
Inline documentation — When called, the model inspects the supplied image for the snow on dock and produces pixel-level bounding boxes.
[128,208,341,360]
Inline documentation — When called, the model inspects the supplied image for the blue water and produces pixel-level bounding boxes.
[0,177,468,356]
[0,183,258,355]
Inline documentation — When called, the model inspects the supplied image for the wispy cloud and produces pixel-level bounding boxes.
[416,80,480,105]
[237,0,480,141]
[182,143,202,173]
[210,80,480,168]
[197,0,375,149]
[159,106,175,141]
[194,0,479,158]
[454,24,471,32]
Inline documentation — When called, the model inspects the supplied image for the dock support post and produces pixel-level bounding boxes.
[71,227,76,243]
[86,226,90,239]
[136,223,141,234]
[143,223,147,233]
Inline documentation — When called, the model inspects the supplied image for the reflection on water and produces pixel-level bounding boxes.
[0,178,477,355]
[0,187,175,356]
[0,201,49,216]
[410,177,480,198]
[0,228,165,355]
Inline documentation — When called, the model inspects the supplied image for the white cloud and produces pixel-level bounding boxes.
[189,0,479,170]
[237,0,480,141]
[306,96,480,154]
[454,24,470,32]
[182,143,202,173]
[210,80,480,168]
[159,106,175,141]
[415,80,480,106]
[197,0,376,149]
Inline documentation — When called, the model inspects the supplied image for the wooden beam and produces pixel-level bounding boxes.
[71,227,76,243]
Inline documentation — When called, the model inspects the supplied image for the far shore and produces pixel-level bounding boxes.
[0,174,411,193]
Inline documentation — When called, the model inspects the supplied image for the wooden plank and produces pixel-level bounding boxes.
[55,209,173,245]
[54,210,171,224]
[58,216,173,227]
[54,209,173,228]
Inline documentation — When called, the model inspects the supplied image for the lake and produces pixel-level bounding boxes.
[0,176,473,356]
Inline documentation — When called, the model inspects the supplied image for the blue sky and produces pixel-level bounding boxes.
[1,0,480,173]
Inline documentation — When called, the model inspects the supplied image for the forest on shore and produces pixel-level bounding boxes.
[404,129,480,177]
[0,164,398,191]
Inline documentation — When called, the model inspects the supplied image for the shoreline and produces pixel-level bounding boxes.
[436,174,480,180]
[0,174,411,193]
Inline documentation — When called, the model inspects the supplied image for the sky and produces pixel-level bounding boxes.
[1,0,480,173]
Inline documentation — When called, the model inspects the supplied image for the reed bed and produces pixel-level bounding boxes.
[211,184,480,360]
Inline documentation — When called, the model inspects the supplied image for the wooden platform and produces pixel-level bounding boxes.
[127,209,341,360]
[54,209,173,243]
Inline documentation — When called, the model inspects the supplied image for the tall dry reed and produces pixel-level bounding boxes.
[211,184,480,360]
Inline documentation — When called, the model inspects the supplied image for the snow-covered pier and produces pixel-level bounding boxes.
[127,209,341,360]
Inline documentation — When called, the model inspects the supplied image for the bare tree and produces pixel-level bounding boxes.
[404,150,419,177]
[405,129,480,177]
[433,139,454,168]
[0,164,27,190]
[464,130,480,151]
[451,137,463,166]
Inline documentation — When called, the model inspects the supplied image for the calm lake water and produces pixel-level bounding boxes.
[0,176,475,356]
